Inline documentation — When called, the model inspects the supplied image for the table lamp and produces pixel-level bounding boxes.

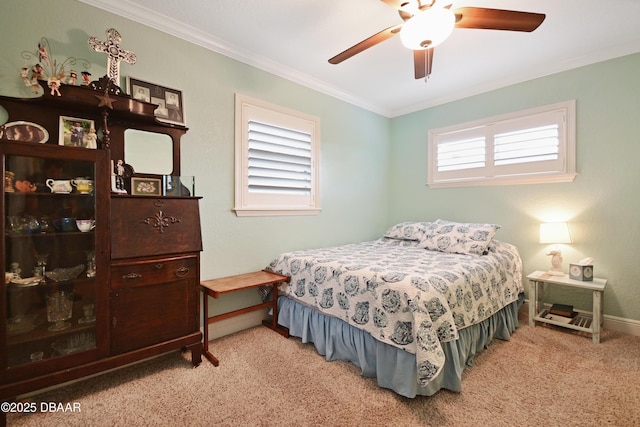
[539,222,572,276]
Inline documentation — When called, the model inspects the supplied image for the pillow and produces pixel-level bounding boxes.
[419,220,500,255]
[383,221,434,241]
[379,237,423,247]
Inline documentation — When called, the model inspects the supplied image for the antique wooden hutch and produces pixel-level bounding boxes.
[0,77,202,419]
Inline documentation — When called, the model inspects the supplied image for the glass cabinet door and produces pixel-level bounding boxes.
[4,150,98,369]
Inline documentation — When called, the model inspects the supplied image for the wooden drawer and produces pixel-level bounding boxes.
[111,256,197,289]
[111,197,202,259]
[110,254,200,354]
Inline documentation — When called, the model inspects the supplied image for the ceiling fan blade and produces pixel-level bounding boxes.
[413,48,434,80]
[454,7,545,32]
[329,24,403,64]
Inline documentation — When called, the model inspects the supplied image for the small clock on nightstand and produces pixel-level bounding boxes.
[569,263,594,281]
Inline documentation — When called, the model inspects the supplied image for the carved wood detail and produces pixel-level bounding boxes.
[139,210,181,234]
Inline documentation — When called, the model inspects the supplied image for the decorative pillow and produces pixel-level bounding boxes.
[383,221,434,241]
[419,219,500,255]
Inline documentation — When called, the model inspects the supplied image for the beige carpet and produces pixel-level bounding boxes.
[7,308,640,426]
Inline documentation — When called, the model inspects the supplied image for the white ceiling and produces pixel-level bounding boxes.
[81,0,640,117]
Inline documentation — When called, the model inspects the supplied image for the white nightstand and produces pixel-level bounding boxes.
[527,270,607,343]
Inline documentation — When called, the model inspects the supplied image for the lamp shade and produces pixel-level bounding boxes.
[539,222,572,244]
[399,7,455,50]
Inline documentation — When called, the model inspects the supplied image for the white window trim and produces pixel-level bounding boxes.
[427,100,577,188]
[234,94,321,217]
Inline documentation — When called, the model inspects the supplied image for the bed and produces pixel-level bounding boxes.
[265,220,524,398]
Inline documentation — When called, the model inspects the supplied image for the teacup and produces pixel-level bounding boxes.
[52,217,76,232]
[46,179,72,194]
[75,219,96,233]
[71,178,94,194]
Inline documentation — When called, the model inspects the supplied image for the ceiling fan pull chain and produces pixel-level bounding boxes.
[424,49,432,83]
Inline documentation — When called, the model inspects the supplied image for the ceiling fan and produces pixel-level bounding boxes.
[328,0,546,80]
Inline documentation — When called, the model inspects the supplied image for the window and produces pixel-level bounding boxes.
[427,100,576,188]
[234,94,321,216]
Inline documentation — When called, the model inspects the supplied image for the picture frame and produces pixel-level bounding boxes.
[58,116,96,148]
[131,177,162,196]
[1,121,49,143]
[126,77,186,126]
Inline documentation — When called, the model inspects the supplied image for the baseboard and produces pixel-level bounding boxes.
[204,309,268,341]
[601,313,640,337]
[523,301,640,337]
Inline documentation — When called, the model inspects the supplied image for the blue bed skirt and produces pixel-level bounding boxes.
[277,293,523,398]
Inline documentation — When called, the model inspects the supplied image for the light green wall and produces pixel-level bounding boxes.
[389,53,640,321]
[2,1,638,323]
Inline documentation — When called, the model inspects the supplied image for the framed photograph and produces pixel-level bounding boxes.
[126,77,186,126]
[131,177,162,196]
[58,116,96,148]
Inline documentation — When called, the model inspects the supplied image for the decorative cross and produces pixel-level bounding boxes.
[88,28,137,85]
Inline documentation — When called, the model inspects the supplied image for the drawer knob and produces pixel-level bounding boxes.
[175,267,190,277]
[123,272,142,280]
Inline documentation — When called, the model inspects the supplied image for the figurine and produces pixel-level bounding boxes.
[48,76,61,96]
[85,251,96,279]
[38,41,51,67]
[111,159,127,193]
[20,67,31,86]
[67,69,78,85]
[115,160,125,190]
[20,66,40,93]
[4,171,15,193]
[84,127,98,149]
[31,64,43,81]
[81,71,91,86]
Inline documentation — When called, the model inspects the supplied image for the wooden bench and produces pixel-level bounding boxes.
[200,270,290,366]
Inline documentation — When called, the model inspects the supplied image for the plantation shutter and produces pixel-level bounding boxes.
[234,94,320,216]
[247,120,312,195]
[428,101,573,187]
[437,135,486,172]
[433,127,487,181]
[494,124,559,166]
[491,109,565,176]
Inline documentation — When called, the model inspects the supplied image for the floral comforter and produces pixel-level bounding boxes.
[266,238,523,387]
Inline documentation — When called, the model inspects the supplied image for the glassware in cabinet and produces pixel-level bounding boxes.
[4,150,98,369]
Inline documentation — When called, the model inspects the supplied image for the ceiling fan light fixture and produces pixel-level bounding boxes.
[399,6,455,50]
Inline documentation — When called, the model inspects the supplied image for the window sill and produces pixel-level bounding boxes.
[233,207,321,217]
[427,172,578,189]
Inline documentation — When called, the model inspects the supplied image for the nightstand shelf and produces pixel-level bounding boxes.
[536,307,593,330]
[527,271,607,343]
